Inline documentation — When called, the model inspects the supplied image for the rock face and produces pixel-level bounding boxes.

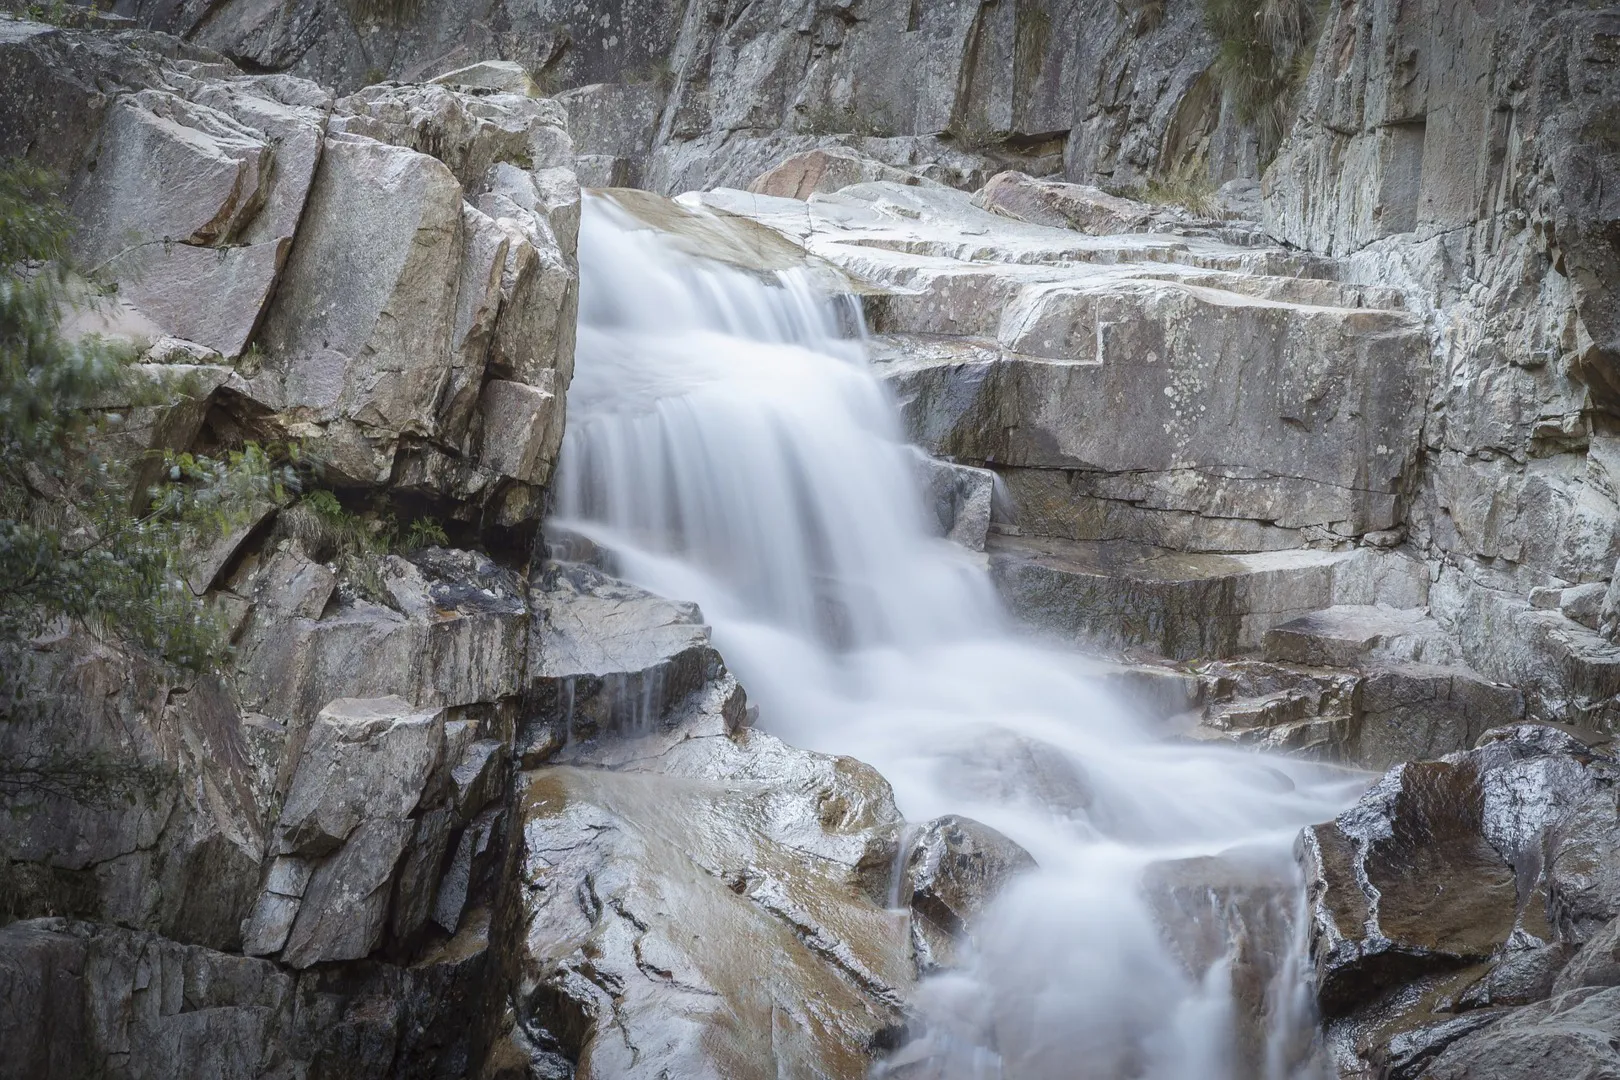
[0,20,580,1080]
[1265,0,1620,729]
[1,20,578,522]
[7,4,1620,1077]
[105,0,1267,197]
[1299,723,1620,1077]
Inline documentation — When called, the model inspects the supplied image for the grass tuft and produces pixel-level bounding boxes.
[1201,0,1324,162]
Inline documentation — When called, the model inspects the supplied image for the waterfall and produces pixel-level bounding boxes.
[556,195,1360,1079]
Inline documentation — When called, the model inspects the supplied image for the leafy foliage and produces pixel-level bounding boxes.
[1201,0,1323,161]
[272,485,451,605]
[403,516,449,551]
[0,158,294,698]
[8,0,104,28]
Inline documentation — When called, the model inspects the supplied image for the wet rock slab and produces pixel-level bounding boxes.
[1301,722,1620,1077]
[511,676,912,1079]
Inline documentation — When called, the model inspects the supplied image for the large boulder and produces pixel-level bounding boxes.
[1417,986,1620,1079]
[900,815,1035,973]
[1300,723,1620,1076]
[511,687,911,1080]
[974,170,1176,235]
[749,147,940,200]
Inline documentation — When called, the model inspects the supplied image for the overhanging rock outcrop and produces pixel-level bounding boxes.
[0,21,577,523]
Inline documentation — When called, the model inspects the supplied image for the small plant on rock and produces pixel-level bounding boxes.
[0,158,293,804]
[1201,0,1324,162]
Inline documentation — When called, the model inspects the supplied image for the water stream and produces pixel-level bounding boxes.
[555,196,1363,1079]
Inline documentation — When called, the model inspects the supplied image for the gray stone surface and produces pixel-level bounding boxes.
[1553,916,1620,994]
[514,687,909,1079]
[1418,986,1620,1080]
[232,544,529,722]
[251,134,465,483]
[478,376,562,485]
[56,74,327,358]
[901,815,1035,973]
[975,170,1187,235]
[986,534,1354,660]
[105,0,1266,200]
[274,696,444,857]
[0,918,296,1080]
[914,450,994,552]
[527,559,718,747]
[6,27,579,520]
[1300,723,1620,1074]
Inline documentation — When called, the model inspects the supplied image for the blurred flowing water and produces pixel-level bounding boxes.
[555,196,1362,1079]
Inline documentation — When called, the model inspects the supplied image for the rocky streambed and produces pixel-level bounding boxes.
[3,4,1620,1080]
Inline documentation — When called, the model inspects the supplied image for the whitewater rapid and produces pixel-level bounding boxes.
[555,195,1362,1079]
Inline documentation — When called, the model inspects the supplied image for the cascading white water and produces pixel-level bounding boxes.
[557,196,1363,1079]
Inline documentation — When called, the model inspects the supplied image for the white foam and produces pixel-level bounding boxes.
[556,195,1359,1079]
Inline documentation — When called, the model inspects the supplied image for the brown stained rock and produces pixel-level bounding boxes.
[1304,755,1539,1016]
[901,815,1035,974]
[515,728,910,1079]
[1303,720,1620,1078]
[973,171,1161,235]
[749,147,935,199]
[1364,760,1521,958]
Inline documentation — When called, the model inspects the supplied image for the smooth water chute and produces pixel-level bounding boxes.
[557,194,1358,1080]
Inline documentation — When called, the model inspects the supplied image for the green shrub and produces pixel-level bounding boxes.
[0,158,294,803]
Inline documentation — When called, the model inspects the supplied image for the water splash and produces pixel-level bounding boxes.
[556,195,1360,1079]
